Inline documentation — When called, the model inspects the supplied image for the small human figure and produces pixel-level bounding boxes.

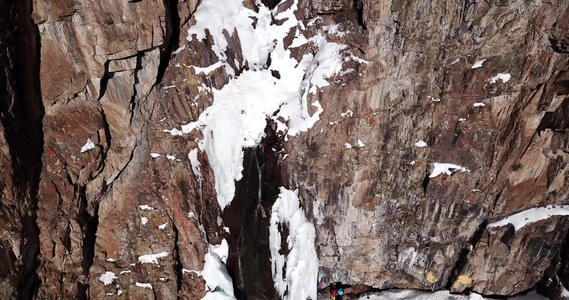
[338,289,344,299]
[331,289,338,300]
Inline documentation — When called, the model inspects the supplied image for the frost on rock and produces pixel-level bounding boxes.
[430,163,470,178]
[138,252,169,264]
[269,188,318,300]
[168,0,365,210]
[99,271,117,286]
[487,205,569,231]
[80,138,95,153]
[201,239,236,300]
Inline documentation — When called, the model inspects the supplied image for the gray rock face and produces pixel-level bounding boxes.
[289,0,569,296]
[0,0,568,299]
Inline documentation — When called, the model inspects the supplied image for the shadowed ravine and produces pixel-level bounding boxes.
[224,121,283,300]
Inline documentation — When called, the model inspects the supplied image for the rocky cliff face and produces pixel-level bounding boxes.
[0,0,568,299]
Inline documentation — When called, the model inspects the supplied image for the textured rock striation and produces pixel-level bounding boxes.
[0,0,568,299]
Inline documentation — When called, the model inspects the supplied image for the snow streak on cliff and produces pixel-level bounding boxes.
[165,0,357,210]
[270,188,318,300]
[163,0,366,299]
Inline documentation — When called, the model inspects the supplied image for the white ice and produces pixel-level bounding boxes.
[201,239,235,300]
[269,188,318,300]
[80,138,95,153]
[135,282,153,289]
[170,0,362,210]
[489,73,511,84]
[138,252,169,264]
[98,271,117,286]
[487,205,569,231]
[471,59,486,69]
[415,140,428,148]
[430,163,470,178]
[188,149,203,182]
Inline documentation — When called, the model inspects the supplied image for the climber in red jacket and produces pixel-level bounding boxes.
[331,287,344,300]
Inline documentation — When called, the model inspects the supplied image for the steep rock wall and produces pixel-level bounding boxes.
[287,0,569,296]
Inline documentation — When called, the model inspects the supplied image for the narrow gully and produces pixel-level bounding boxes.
[223,120,282,300]
[0,0,44,298]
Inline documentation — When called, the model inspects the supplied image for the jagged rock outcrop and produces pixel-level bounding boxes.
[0,0,568,299]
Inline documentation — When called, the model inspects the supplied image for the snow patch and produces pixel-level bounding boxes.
[188,149,203,182]
[106,258,116,262]
[141,217,148,226]
[489,73,511,84]
[345,143,352,149]
[99,271,117,286]
[487,205,569,231]
[340,110,353,118]
[158,223,167,230]
[430,163,470,178]
[187,61,224,75]
[138,252,169,264]
[150,153,161,158]
[473,102,485,107]
[80,138,95,153]
[269,188,318,300]
[471,59,486,69]
[136,282,153,289]
[323,23,346,37]
[415,140,428,148]
[139,205,154,211]
[357,139,365,148]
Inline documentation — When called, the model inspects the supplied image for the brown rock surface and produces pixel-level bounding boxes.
[0,0,568,299]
